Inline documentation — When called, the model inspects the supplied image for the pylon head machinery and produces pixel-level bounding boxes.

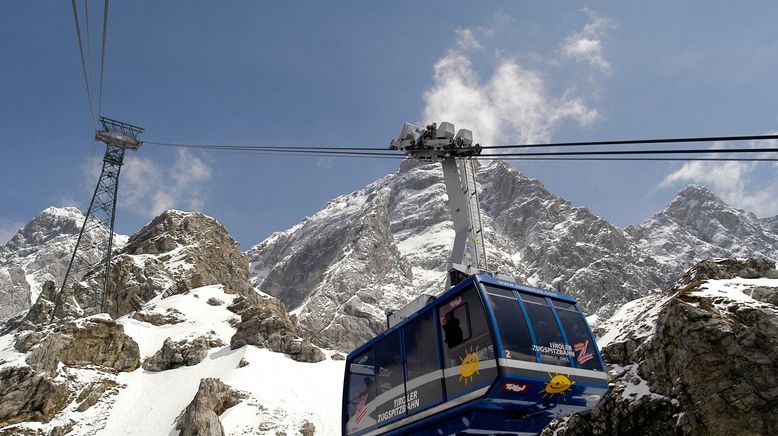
[389,121,481,161]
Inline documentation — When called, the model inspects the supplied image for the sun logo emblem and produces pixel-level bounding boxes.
[540,373,575,398]
[458,346,480,386]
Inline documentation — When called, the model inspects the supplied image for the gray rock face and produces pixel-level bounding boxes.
[175,378,246,436]
[23,317,140,375]
[21,209,254,322]
[75,379,118,412]
[247,160,664,349]
[229,296,325,363]
[674,258,778,289]
[760,214,778,233]
[142,335,225,372]
[122,210,251,296]
[477,161,664,316]
[130,307,185,326]
[0,207,125,324]
[631,185,778,279]
[548,259,778,435]
[0,365,70,428]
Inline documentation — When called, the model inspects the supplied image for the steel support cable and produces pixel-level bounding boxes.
[144,144,774,162]
[98,0,110,116]
[197,149,405,159]
[146,141,778,158]
[83,0,92,90]
[488,147,778,158]
[483,133,778,150]
[71,0,96,126]
[144,141,401,156]
[147,133,778,153]
[83,0,100,176]
[146,144,404,160]
[479,156,778,162]
[145,140,387,151]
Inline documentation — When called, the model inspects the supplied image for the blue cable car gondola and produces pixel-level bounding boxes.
[342,275,607,435]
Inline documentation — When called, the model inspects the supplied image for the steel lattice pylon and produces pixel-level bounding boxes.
[52,117,143,319]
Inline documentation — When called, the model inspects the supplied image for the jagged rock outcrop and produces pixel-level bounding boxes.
[130,307,185,326]
[630,185,778,280]
[229,296,325,363]
[122,210,251,295]
[20,209,254,322]
[546,259,778,435]
[75,379,118,412]
[0,365,71,427]
[175,378,246,436]
[0,207,124,324]
[299,420,316,436]
[760,215,778,233]
[142,335,225,372]
[674,258,778,287]
[21,316,139,375]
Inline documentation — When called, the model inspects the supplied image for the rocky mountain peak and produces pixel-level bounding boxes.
[663,184,739,225]
[0,207,123,324]
[248,159,665,350]
[672,183,719,202]
[1,207,84,252]
[124,210,224,254]
[633,183,778,279]
[16,209,253,323]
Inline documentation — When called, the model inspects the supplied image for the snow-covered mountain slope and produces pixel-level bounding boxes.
[544,258,778,435]
[247,159,664,350]
[629,185,778,279]
[761,214,778,234]
[0,285,343,436]
[477,161,663,316]
[0,207,126,323]
[247,160,538,350]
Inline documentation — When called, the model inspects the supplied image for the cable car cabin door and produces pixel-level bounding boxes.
[437,285,498,401]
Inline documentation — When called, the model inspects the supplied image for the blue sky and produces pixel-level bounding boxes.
[2,1,778,247]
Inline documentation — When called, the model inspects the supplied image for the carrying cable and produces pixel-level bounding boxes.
[480,133,778,150]
[98,0,109,116]
[71,0,96,128]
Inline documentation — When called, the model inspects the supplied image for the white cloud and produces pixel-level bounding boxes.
[454,28,483,52]
[316,157,335,170]
[660,138,778,217]
[560,10,613,75]
[423,20,603,146]
[120,149,212,218]
[0,219,24,245]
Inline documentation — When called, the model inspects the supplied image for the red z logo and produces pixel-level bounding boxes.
[574,340,594,365]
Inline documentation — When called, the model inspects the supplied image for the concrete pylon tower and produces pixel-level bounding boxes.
[52,116,143,319]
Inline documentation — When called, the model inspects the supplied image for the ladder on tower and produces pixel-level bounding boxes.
[459,158,488,272]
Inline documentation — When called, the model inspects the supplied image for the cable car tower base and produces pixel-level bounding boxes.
[52,117,144,320]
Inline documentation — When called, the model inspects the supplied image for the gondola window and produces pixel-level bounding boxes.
[483,285,535,362]
[520,293,573,366]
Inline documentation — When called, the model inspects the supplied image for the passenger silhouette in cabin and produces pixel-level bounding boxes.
[441,311,464,349]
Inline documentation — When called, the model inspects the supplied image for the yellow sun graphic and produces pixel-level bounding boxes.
[458,346,480,386]
[540,373,575,398]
